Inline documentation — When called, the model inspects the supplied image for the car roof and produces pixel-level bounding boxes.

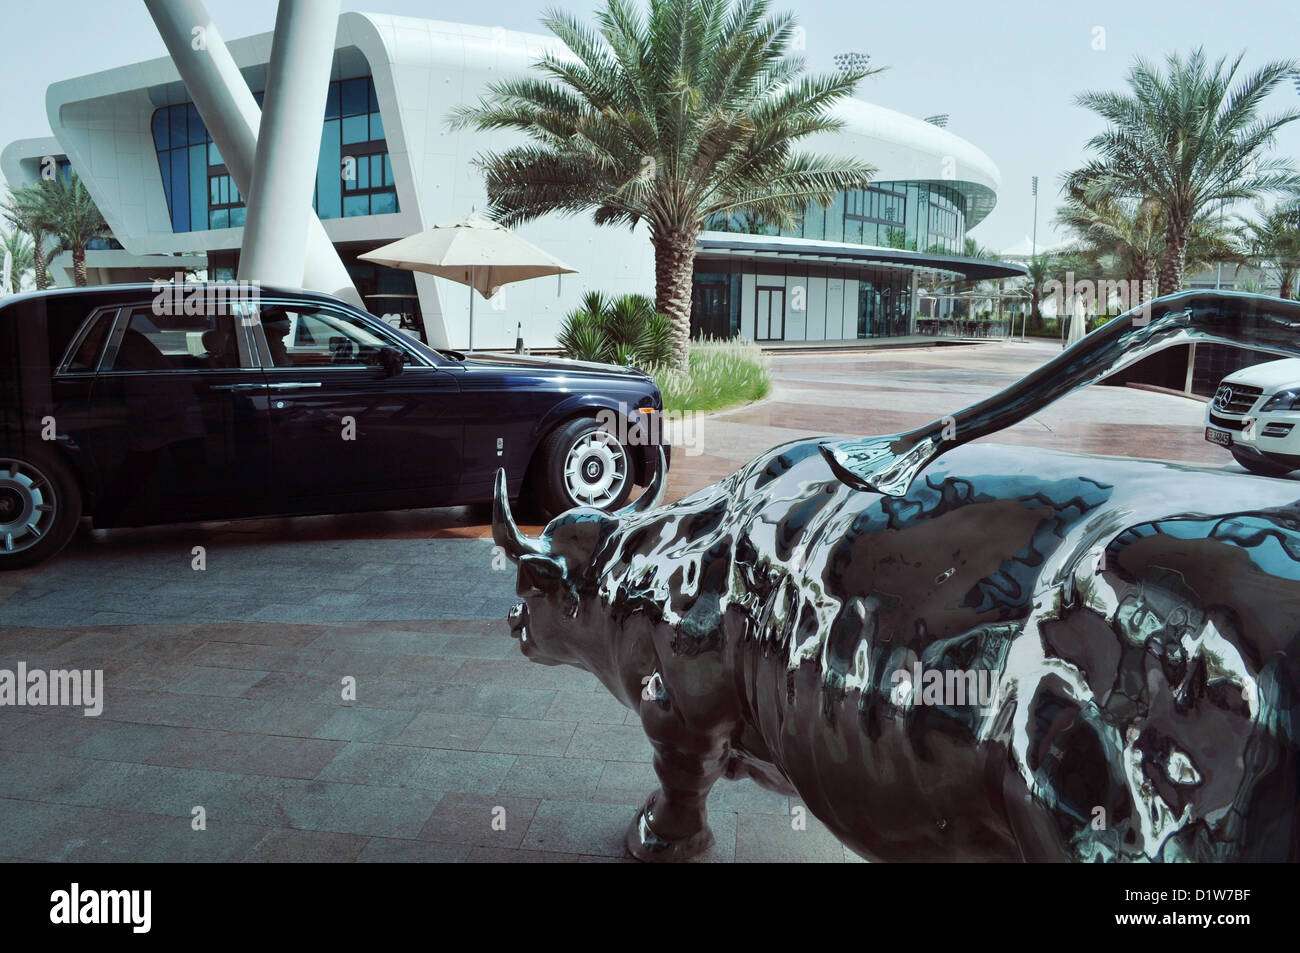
[0,282,347,309]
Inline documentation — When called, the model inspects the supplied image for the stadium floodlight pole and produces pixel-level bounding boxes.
[1029,175,1038,343]
[144,0,362,307]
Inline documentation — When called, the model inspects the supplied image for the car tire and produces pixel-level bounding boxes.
[1230,448,1295,478]
[0,446,83,570]
[535,416,635,517]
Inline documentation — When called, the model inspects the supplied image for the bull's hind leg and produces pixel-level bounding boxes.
[626,687,729,862]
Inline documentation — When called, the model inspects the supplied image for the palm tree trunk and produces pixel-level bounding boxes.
[651,224,699,370]
[1159,219,1188,297]
[72,246,88,287]
[1281,268,1297,300]
[31,231,50,290]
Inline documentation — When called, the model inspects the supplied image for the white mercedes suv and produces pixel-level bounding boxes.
[1205,358,1300,477]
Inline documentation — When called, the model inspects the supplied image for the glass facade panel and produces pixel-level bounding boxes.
[704,180,971,258]
[151,74,397,233]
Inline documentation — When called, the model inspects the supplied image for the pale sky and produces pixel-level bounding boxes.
[3,0,1298,254]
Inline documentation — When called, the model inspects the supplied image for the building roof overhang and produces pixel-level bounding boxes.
[696,232,1028,281]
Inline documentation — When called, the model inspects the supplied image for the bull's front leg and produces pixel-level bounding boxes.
[626,672,730,862]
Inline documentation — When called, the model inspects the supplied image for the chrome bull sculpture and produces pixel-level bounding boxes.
[493,291,1300,861]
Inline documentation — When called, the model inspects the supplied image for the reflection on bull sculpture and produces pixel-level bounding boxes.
[494,291,1300,862]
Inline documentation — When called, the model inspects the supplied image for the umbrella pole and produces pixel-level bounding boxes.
[468,266,475,351]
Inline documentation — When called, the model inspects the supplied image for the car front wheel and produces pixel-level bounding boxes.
[0,447,83,570]
[536,417,634,517]
[1230,448,1296,478]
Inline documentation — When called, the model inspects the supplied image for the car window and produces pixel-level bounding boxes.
[259,305,398,368]
[105,308,243,372]
[62,309,116,372]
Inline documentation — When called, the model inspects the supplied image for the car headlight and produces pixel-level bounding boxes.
[1261,389,1300,411]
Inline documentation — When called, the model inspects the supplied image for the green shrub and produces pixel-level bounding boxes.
[654,338,771,415]
[556,292,672,369]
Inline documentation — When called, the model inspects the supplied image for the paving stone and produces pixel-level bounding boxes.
[521,799,637,857]
[566,723,654,763]
[477,717,577,757]
[316,741,430,786]
[418,792,540,848]
[393,711,495,751]
[242,828,369,862]
[408,748,515,795]
[499,755,605,801]
[356,837,471,863]
[734,806,847,863]
[312,707,415,743]
[593,760,658,804]
[466,846,582,863]
[545,691,633,725]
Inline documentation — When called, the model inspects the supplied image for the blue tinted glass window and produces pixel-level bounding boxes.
[341,115,368,144]
[208,140,222,165]
[169,107,187,151]
[384,155,393,187]
[369,111,384,140]
[367,78,379,112]
[188,145,207,231]
[324,82,340,119]
[151,110,169,150]
[170,148,189,232]
[317,119,341,219]
[370,191,396,215]
[344,194,369,217]
[229,206,246,228]
[187,104,206,145]
[209,208,229,229]
[341,78,368,116]
[210,177,220,205]
[355,159,369,189]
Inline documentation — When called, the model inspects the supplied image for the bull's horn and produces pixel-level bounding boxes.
[493,468,543,560]
[623,446,667,514]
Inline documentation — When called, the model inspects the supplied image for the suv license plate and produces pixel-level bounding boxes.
[1205,427,1232,447]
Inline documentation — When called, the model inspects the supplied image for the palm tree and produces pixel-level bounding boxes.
[452,0,879,367]
[2,188,57,290]
[1018,254,1057,332]
[1,228,35,293]
[1069,49,1300,295]
[1056,187,1163,294]
[16,172,109,287]
[1235,200,1300,299]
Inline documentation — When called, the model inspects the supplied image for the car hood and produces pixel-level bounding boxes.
[457,351,653,381]
[1223,358,1300,393]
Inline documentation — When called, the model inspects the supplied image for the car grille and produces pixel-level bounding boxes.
[1211,383,1263,414]
[1209,411,1248,431]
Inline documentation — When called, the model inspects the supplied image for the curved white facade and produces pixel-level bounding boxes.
[12,13,1011,348]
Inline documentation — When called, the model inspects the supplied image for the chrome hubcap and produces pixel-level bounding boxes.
[563,430,628,509]
[0,457,57,555]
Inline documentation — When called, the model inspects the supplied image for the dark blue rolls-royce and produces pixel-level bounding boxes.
[0,283,668,569]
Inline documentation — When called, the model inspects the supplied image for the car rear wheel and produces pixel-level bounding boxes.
[1230,448,1295,478]
[0,448,82,570]
[536,417,634,517]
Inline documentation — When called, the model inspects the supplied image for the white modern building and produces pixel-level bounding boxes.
[5,13,1022,348]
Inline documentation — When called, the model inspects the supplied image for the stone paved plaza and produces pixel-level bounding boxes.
[0,342,1273,862]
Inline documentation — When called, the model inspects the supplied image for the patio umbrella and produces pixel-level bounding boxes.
[358,212,577,350]
[1066,296,1088,348]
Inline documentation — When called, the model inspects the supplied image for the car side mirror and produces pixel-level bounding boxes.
[377,346,406,378]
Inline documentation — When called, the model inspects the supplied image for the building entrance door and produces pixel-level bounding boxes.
[756,287,785,341]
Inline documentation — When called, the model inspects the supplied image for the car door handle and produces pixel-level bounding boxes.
[210,383,264,392]
[268,382,323,391]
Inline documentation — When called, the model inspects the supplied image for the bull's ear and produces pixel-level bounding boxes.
[547,512,619,579]
[518,553,567,593]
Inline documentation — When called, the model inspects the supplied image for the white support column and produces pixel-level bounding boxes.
[909,271,920,335]
[239,0,338,286]
[144,0,362,306]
